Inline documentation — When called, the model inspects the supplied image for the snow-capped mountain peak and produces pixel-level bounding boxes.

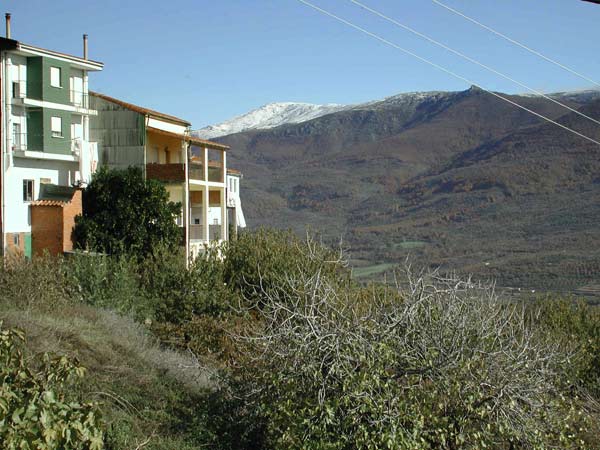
[194,102,348,139]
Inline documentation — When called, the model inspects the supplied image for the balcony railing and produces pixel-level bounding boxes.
[11,132,27,151]
[70,90,89,108]
[146,163,185,182]
[12,81,26,100]
[189,224,223,242]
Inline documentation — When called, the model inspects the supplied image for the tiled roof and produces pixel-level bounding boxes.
[147,127,230,151]
[31,184,78,207]
[90,92,191,126]
[30,199,70,207]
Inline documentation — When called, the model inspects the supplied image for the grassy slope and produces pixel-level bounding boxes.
[0,300,216,449]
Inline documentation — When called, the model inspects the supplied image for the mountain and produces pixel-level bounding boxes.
[194,102,348,139]
[213,87,600,298]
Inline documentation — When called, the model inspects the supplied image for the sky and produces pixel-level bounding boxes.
[3,0,600,128]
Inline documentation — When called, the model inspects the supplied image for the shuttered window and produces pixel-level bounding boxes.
[50,66,62,87]
[51,116,63,137]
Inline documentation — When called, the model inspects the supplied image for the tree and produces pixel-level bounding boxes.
[73,167,182,258]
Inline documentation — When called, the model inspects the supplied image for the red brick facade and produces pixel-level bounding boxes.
[31,189,82,257]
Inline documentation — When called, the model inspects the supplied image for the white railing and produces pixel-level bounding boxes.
[189,224,223,242]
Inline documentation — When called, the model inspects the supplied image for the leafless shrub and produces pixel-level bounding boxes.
[233,253,590,448]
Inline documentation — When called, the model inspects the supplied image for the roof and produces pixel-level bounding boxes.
[30,199,70,207]
[90,92,191,126]
[31,184,79,207]
[147,126,230,151]
[0,37,103,70]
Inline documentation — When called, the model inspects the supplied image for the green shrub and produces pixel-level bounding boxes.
[531,297,600,396]
[0,322,104,449]
[65,253,149,319]
[222,229,349,306]
[73,166,182,258]
[0,255,70,311]
[140,246,230,324]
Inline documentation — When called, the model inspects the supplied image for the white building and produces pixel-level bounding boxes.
[1,21,103,257]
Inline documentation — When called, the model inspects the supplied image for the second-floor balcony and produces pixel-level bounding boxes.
[70,90,89,108]
[146,163,186,182]
[11,132,27,151]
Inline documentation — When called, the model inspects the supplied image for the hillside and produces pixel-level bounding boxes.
[217,87,600,295]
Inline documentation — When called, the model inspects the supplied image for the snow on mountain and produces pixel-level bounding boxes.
[194,102,348,139]
[194,88,600,140]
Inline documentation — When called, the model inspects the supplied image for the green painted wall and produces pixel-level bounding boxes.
[42,58,70,105]
[25,56,70,105]
[27,110,43,151]
[26,57,43,100]
[42,108,72,154]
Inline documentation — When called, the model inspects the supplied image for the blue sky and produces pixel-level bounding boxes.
[4,0,600,128]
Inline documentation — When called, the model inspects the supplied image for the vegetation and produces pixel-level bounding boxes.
[73,167,182,258]
[0,323,103,449]
[1,230,600,448]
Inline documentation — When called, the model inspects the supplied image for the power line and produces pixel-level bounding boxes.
[295,0,600,147]
[348,0,600,128]
[431,0,600,89]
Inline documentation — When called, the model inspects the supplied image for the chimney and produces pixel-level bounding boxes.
[5,13,11,39]
[83,34,88,60]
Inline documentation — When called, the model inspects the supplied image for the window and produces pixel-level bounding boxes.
[12,123,21,150]
[13,235,20,247]
[51,116,62,137]
[23,179,34,202]
[50,67,62,87]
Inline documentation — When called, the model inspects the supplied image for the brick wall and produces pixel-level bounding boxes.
[31,206,63,256]
[31,189,82,256]
[5,232,27,256]
[62,189,82,252]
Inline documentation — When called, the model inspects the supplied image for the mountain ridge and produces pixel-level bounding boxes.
[213,87,600,296]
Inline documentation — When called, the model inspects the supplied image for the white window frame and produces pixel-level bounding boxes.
[51,116,63,138]
[50,66,62,88]
[23,179,34,202]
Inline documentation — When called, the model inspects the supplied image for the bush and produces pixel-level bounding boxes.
[531,297,600,396]
[66,253,148,319]
[0,322,104,449]
[230,262,596,449]
[73,166,182,258]
[222,229,349,306]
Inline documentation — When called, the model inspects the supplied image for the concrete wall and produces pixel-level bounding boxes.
[3,158,78,234]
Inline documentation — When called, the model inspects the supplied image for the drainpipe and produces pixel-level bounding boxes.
[5,13,10,39]
[184,140,190,266]
[1,52,5,256]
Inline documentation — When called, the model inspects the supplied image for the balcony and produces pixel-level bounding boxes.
[12,81,27,101]
[70,90,89,108]
[146,163,185,182]
[11,132,27,152]
[189,224,223,242]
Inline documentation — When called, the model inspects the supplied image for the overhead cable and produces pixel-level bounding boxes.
[349,0,600,127]
[431,0,600,89]
[295,0,600,147]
